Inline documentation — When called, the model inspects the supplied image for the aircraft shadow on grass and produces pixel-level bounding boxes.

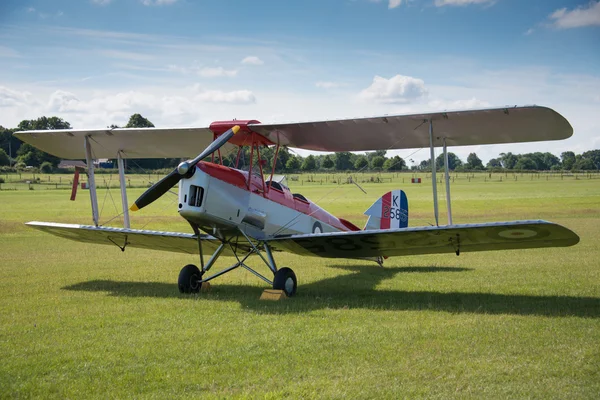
[63,265,600,318]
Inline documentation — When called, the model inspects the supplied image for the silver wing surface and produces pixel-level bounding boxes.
[14,106,571,156]
[265,220,579,258]
[250,106,572,151]
[25,221,234,255]
[13,127,234,159]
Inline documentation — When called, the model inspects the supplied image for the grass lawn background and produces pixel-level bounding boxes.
[1,172,599,398]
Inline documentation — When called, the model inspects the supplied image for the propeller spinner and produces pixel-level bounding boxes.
[130,125,240,212]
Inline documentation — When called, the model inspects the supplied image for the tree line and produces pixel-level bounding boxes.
[1,114,599,172]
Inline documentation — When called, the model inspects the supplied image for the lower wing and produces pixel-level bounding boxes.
[265,220,579,258]
[25,221,230,255]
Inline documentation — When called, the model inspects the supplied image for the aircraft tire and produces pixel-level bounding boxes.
[178,264,202,294]
[273,267,297,297]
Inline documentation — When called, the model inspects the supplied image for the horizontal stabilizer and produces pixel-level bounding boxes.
[266,220,579,258]
[25,221,233,255]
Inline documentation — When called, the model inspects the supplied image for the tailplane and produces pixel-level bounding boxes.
[364,190,408,230]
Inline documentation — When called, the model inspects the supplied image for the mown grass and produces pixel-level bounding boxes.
[1,173,599,398]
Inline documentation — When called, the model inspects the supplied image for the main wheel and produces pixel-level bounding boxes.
[178,264,202,294]
[273,267,297,297]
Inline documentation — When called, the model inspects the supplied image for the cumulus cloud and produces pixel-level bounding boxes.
[359,75,427,103]
[48,90,81,112]
[548,1,600,29]
[241,56,264,65]
[434,0,495,6]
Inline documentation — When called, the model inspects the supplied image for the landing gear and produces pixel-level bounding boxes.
[273,267,297,297]
[180,227,298,297]
[178,264,202,294]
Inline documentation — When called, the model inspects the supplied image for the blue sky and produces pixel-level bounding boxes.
[1,0,599,163]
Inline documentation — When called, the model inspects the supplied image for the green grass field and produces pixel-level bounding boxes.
[1,172,599,398]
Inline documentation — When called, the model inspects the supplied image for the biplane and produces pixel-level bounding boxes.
[15,106,580,297]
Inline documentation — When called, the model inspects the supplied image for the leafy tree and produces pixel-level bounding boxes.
[384,155,406,171]
[515,156,536,170]
[354,156,368,170]
[285,155,301,171]
[581,150,600,169]
[0,126,20,157]
[487,158,502,168]
[0,148,9,166]
[573,156,595,170]
[499,152,518,169]
[371,156,385,169]
[366,150,386,163]
[334,152,353,170]
[125,114,155,128]
[435,152,462,170]
[542,152,561,170]
[18,116,71,131]
[301,155,317,171]
[419,159,431,170]
[561,151,576,170]
[466,153,484,170]
[40,161,53,173]
[322,155,334,169]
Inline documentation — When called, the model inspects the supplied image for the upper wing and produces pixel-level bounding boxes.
[13,127,235,159]
[25,221,238,255]
[265,220,579,258]
[249,106,572,151]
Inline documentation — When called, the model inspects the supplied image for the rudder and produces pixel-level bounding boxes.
[363,190,408,230]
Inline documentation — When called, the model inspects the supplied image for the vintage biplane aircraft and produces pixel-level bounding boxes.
[15,106,580,297]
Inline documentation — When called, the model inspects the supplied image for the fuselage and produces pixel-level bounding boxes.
[177,161,360,241]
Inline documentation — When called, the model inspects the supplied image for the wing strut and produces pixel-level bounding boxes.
[443,137,453,225]
[84,136,99,227]
[428,119,439,226]
[117,151,131,229]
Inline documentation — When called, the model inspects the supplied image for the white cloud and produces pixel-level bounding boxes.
[141,0,178,5]
[194,89,256,104]
[241,56,264,65]
[315,81,345,89]
[428,97,491,110]
[548,1,600,29]
[434,0,495,6]
[359,74,427,103]
[389,0,403,9]
[26,7,35,12]
[91,0,113,5]
[524,28,534,35]
[48,90,81,112]
[0,87,33,107]
[198,67,238,78]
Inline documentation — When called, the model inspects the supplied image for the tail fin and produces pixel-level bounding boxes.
[364,190,408,230]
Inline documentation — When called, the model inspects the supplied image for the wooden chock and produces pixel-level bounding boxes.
[260,289,286,301]
[200,282,211,293]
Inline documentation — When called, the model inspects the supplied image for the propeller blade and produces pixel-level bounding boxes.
[130,125,240,212]
[130,170,181,211]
